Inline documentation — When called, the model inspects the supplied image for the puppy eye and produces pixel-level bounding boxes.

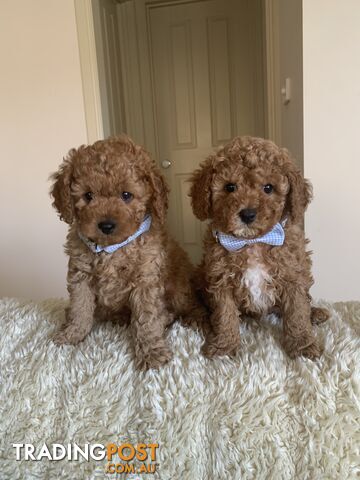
[263,184,273,194]
[225,183,237,193]
[121,191,133,202]
[84,192,93,202]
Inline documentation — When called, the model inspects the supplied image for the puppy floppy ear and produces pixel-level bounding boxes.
[133,144,169,224]
[50,153,74,224]
[189,156,215,220]
[148,165,169,224]
[284,158,313,224]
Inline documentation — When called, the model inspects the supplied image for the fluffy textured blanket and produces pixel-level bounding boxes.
[0,298,359,480]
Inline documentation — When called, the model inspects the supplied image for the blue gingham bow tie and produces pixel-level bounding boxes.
[79,214,152,254]
[214,221,285,252]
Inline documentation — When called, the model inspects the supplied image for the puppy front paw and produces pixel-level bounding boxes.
[136,344,173,371]
[52,326,87,346]
[283,334,322,360]
[201,334,240,358]
[299,340,323,359]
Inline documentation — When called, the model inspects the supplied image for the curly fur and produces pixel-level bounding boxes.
[190,136,329,360]
[50,135,203,370]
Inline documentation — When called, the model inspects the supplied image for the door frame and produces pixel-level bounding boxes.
[74,0,281,146]
[74,0,104,142]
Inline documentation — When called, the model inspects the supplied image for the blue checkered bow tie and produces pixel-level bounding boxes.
[79,214,152,254]
[214,221,285,252]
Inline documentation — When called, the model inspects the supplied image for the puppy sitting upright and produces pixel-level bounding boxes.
[51,135,200,370]
[190,136,329,360]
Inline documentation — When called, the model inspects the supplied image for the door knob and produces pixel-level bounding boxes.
[161,159,171,169]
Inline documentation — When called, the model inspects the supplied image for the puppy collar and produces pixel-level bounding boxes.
[78,214,152,254]
[213,220,286,252]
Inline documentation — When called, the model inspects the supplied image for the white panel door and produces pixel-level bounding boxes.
[150,0,265,263]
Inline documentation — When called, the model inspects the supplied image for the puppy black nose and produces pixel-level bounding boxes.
[239,208,257,224]
[98,220,116,235]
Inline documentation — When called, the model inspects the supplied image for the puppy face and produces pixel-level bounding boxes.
[51,136,168,246]
[211,160,289,238]
[190,136,312,237]
[70,153,151,246]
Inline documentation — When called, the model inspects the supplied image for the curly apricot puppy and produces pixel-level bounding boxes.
[190,136,329,360]
[51,135,202,370]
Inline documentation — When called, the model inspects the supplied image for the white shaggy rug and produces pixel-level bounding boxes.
[0,298,359,480]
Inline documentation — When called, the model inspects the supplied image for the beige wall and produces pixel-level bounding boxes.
[0,0,87,299]
[303,0,360,300]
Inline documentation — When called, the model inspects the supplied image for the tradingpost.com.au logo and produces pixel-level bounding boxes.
[12,442,159,475]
